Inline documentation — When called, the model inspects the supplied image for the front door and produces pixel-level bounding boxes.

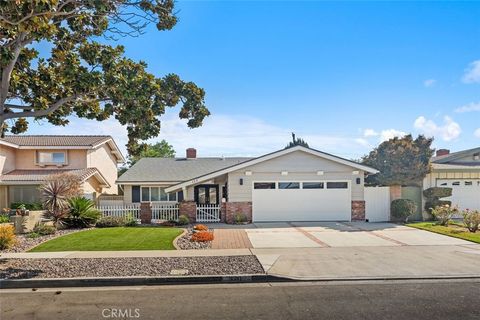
[194,185,219,205]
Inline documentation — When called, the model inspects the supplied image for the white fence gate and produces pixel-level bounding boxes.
[96,204,141,221]
[152,203,179,222]
[365,187,391,222]
[196,204,221,222]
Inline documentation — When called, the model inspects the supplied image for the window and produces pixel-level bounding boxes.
[254,182,276,189]
[132,186,140,203]
[302,182,324,189]
[9,186,42,204]
[278,182,300,189]
[440,182,448,186]
[452,181,460,186]
[465,181,473,186]
[37,151,66,164]
[140,187,178,202]
[326,182,348,189]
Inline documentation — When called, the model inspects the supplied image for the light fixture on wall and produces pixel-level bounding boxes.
[356,178,361,184]
[239,178,244,185]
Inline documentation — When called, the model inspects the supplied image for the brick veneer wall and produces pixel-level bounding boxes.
[351,200,365,221]
[179,201,197,223]
[225,202,252,224]
[140,202,152,224]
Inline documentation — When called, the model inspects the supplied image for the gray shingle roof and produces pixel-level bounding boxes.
[117,157,254,183]
[0,168,101,183]
[1,135,112,147]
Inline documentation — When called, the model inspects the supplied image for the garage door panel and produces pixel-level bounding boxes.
[436,179,480,210]
[252,188,351,222]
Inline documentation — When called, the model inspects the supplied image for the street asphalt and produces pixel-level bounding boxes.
[1,279,479,320]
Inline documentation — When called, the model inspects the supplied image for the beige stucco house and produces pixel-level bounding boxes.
[117,146,378,223]
[0,135,125,208]
[423,147,480,210]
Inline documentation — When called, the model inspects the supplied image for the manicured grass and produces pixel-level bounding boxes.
[407,222,480,244]
[29,227,183,252]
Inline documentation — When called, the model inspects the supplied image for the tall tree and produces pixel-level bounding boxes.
[0,1,210,156]
[129,139,175,166]
[362,134,434,186]
[285,132,309,148]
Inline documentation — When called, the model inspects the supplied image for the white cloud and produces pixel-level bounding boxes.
[475,128,480,138]
[455,102,480,113]
[363,128,379,137]
[414,116,461,141]
[27,111,372,159]
[423,79,436,87]
[462,60,480,83]
[379,129,406,142]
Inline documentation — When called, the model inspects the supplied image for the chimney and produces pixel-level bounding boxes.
[436,149,450,157]
[186,148,197,159]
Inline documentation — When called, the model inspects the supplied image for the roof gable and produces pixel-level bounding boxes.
[433,147,480,165]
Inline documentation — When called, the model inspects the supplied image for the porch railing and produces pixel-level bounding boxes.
[196,204,221,223]
[96,204,141,221]
[152,203,179,222]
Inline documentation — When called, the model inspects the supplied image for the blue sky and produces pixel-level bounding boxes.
[27,1,480,159]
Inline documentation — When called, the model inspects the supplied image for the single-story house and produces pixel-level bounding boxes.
[423,147,480,210]
[117,146,378,223]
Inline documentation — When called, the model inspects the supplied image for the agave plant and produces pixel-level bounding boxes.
[64,197,101,228]
[39,173,82,227]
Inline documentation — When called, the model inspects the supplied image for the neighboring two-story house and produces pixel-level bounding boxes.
[0,135,125,208]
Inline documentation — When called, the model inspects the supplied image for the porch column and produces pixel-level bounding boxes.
[140,202,152,224]
[179,201,196,223]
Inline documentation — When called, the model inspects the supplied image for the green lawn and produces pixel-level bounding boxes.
[29,227,183,252]
[407,222,480,244]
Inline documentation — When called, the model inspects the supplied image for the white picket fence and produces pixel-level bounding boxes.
[196,204,221,222]
[96,204,141,221]
[152,203,179,222]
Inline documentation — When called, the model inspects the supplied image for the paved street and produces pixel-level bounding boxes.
[2,279,480,320]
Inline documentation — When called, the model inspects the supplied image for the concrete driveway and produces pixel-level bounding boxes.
[246,222,471,248]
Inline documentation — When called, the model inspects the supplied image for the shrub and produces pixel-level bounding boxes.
[0,224,16,250]
[33,222,56,235]
[235,213,248,224]
[423,187,452,213]
[0,214,10,223]
[178,214,190,226]
[62,197,101,228]
[10,202,43,211]
[40,173,82,226]
[391,199,417,221]
[124,213,138,227]
[96,216,126,228]
[26,232,41,239]
[431,204,457,226]
[191,231,214,242]
[463,210,480,233]
[193,224,208,231]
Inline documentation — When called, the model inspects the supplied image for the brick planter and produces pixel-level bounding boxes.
[140,202,152,224]
[351,200,366,221]
[179,201,197,223]
[225,202,252,224]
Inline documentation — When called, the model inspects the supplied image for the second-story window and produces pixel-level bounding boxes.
[37,151,66,165]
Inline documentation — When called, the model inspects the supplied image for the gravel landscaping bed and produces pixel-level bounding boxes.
[1,228,90,253]
[176,229,212,250]
[0,256,265,279]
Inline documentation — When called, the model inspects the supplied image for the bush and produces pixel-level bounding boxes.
[235,213,248,224]
[10,202,43,210]
[391,199,417,221]
[193,224,208,231]
[0,224,16,249]
[95,216,126,228]
[0,214,10,223]
[178,214,190,226]
[463,210,480,233]
[26,232,41,239]
[191,231,214,242]
[124,213,138,227]
[431,204,457,226]
[33,222,56,235]
[63,197,101,228]
[423,187,452,213]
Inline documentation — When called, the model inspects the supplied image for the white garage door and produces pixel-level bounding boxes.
[252,181,351,222]
[436,179,480,210]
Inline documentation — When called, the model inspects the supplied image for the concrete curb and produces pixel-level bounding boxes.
[172,229,188,250]
[0,274,288,289]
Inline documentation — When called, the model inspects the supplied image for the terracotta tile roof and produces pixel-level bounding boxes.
[1,135,112,147]
[0,168,101,183]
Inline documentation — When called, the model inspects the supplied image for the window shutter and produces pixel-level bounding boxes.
[132,186,140,203]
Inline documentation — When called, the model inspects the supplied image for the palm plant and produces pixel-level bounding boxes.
[40,173,82,227]
[65,197,101,228]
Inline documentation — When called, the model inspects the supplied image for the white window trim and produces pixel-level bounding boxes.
[35,150,68,166]
[140,186,178,202]
[252,180,351,190]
